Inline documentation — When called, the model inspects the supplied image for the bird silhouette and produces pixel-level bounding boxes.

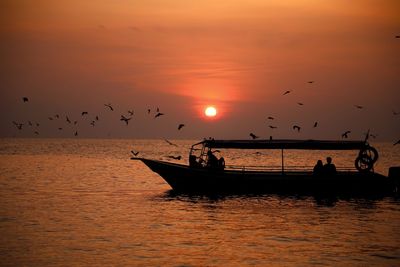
[395,35,400,39]
[48,117,53,121]
[54,114,60,119]
[22,97,29,102]
[74,131,78,136]
[90,121,95,127]
[164,139,178,146]
[36,122,40,127]
[283,90,291,95]
[147,109,151,114]
[58,127,63,130]
[178,124,185,130]
[95,116,99,121]
[128,110,134,116]
[120,115,132,125]
[293,125,301,132]
[313,121,318,128]
[28,121,33,126]
[250,133,259,139]
[307,81,315,84]
[154,112,164,118]
[81,112,88,116]
[267,116,274,120]
[354,105,363,109]
[394,140,400,146]
[12,121,23,130]
[34,131,39,135]
[131,150,139,156]
[66,116,71,123]
[342,131,351,139]
[74,121,78,125]
[167,155,182,160]
[156,107,160,112]
[104,103,114,111]
[269,125,277,129]
[393,110,399,116]
[297,102,304,106]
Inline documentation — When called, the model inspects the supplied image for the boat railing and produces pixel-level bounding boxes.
[225,165,356,172]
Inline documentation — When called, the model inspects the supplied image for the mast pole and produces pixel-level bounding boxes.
[281,149,284,174]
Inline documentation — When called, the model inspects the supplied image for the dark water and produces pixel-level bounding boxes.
[0,138,399,266]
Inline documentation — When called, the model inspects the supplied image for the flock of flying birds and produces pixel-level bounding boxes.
[13,97,186,139]
[11,87,400,156]
[248,84,399,146]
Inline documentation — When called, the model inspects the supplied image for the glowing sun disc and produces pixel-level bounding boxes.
[205,106,217,117]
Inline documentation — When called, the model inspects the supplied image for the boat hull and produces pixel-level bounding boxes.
[136,158,396,195]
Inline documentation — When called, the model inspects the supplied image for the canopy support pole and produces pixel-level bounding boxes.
[281,149,284,174]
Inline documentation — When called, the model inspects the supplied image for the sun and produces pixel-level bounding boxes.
[205,106,217,117]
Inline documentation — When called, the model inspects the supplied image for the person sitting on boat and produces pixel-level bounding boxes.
[218,156,225,170]
[207,150,219,169]
[189,155,202,168]
[313,160,324,175]
[323,157,337,175]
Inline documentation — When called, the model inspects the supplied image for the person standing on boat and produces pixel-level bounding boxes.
[323,157,337,175]
[313,160,324,175]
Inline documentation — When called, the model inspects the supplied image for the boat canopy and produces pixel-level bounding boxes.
[194,139,367,150]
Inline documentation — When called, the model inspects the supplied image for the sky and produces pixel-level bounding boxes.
[0,0,399,140]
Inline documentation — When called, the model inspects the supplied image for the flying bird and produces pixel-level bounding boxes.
[167,155,182,160]
[48,117,53,121]
[354,105,363,109]
[28,121,33,126]
[178,124,185,130]
[95,116,99,121]
[22,97,29,102]
[395,35,400,39]
[342,131,351,139]
[131,150,139,156]
[58,127,63,130]
[34,131,39,135]
[394,140,400,146]
[156,107,160,112]
[128,110,134,116]
[81,112,88,116]
[313,121,318,128]
[90,121,95,127]
[269,125,277,129]
[120,115,132,125]
[283,90,291,95]
[147,109,151,114]
[104,103,114,111]
[297,102,304,106]
[164,139,178,146]
[307,81,315,84]
[267,116,274,120]
[36,122,40,127]
[154,112,164,118]
[292,125,301,132]
[249,133,259,139]
[12,121,23,130]
[66,116,71,123]
[74,121,78,125]
[393,110,399,116]
[54,114,60,119]
[74,131,78,136]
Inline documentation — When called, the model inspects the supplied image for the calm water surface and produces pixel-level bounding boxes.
[0,138,399,266]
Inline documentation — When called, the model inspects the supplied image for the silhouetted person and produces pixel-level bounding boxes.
[313,160,324,175]
[323,157,337,175]
[207,150,219,169]
[189,155,202,168]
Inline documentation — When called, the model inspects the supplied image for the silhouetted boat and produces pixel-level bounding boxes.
[132,139,400,194]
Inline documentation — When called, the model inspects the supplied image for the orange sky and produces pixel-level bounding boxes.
[1,0,399,140]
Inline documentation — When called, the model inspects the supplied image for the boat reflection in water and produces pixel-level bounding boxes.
[133,139,400,195]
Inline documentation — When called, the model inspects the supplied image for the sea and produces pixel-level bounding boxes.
[0,138,399,266]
